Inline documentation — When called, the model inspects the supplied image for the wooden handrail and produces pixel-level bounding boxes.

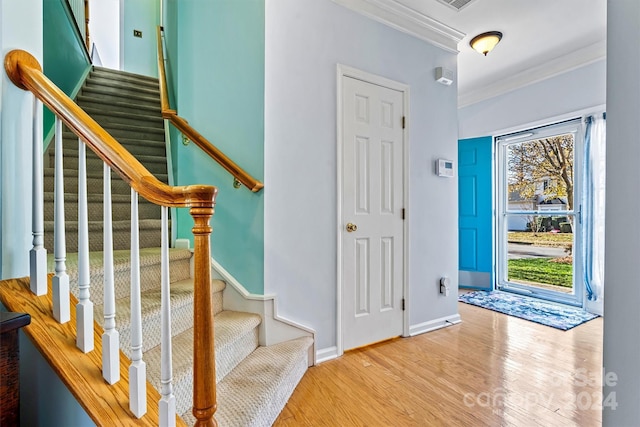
[5,50,216,208]
[156,26,264,193]
[156,26,175,117]
[5,49,219,426]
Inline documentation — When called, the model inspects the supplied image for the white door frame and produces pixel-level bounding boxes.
[336,64,410,356]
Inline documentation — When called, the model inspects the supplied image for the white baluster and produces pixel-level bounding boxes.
[129,189,146,418]
[76,140,94,352]
[52,117,70,324]
[102,164,120,384]
[30,97,47,295]
[159,206,176,426]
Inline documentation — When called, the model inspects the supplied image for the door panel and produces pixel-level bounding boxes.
[496,120,583,306]
[458,137,493,290]
[342,76,404,351]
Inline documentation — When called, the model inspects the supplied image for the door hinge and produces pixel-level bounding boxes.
[402,116,406,129]
[402,298,405,311]
[402,208,405,220]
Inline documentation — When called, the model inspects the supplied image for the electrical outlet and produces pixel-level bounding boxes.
[440,277,450,296]
[133,30,142,38]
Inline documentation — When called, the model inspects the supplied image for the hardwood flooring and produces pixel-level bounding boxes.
[275,301,603,427]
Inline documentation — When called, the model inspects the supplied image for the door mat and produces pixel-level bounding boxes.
[458,290,599,330]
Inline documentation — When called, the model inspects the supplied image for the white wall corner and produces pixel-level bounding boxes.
[209,256,317,365]
[332,0,464,53]
[408,313,461,336]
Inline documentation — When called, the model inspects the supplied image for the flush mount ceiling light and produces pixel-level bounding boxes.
[470,31,503,56]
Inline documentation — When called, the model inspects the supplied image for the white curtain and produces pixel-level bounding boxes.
[583,113,606,301]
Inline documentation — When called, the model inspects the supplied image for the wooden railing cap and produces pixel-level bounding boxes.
[5,49,42,90]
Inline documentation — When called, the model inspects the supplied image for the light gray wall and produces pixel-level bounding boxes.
[458,59,606,140]
[264,0,459,351]
[122,0,159,77]
[89,0,121,69]
[603,0,640,423]
[1,0,43,279]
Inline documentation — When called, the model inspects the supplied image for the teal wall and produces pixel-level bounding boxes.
[43,0,91,141]
[169,0,265,294]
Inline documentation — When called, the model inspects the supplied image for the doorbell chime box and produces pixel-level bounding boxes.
[435,67,454,86]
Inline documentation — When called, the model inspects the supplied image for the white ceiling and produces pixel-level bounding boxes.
[394,0,607,106]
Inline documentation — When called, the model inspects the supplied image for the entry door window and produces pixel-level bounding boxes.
[496,120,583,306]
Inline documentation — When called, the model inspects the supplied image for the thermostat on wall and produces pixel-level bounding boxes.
[436,159,454,177]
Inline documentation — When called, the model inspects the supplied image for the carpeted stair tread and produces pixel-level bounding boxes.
[75,96,161,115]
[86,76,159,92]
[44,218,164,232]
[80,86,160,104]
[95,279,198,354]
[91,66,159,86]
[56,148,167,166]
[182,337,314,427]
[85,79,160,96]
[74,111,164,130]
[43,167,168,184]
[47,248,192,304]
[146,310,262,416]
[62,134,167,150]
[43,192,152,203]
[211,279,226,316]
[43,193,160,221]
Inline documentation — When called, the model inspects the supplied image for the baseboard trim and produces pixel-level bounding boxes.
[209,256,275,301]
[315,346,339,364]
[208,256,317,365]
[409,313,461,336]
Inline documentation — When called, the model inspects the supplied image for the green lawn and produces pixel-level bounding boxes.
[508,258,573,288]
[508,231,572,248]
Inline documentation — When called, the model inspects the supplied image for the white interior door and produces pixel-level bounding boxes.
[341,75,404,351]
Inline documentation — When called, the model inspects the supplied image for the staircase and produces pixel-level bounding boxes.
[40,66,313,426]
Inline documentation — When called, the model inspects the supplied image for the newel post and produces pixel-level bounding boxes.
[190,205,218,427]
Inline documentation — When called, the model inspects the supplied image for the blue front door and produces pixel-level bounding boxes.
[458,137,492,289]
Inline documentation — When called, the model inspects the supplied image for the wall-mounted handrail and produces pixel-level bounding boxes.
[5,49,218,426]
[156,26,264,193]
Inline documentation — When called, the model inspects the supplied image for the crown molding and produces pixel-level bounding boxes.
[332,0,464,53]
[458,40,607,108]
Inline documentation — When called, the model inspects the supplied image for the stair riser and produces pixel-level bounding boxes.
[47,155,167,176]
[58,139,167,161]
[172,328,260,416]
[44,227,162,253]
[43,199,161,222]
[80,89,160,107]
[84,80,160,97]
[85,113,164,130]
[77,98,161,116]
[43,171,168,190]
[118,298,196,356]
[100,127,166,142]
[74,260,191,307]
[91,68,159,87]
[43,175,133,195]
[215,329,260,384]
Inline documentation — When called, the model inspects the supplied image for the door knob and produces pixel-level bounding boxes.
[346,223,358,232]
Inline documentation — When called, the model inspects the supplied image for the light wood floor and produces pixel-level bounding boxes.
[275,301,603,427]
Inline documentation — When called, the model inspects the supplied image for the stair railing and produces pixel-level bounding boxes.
[156,26,264,193]
[5,49,219,426]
